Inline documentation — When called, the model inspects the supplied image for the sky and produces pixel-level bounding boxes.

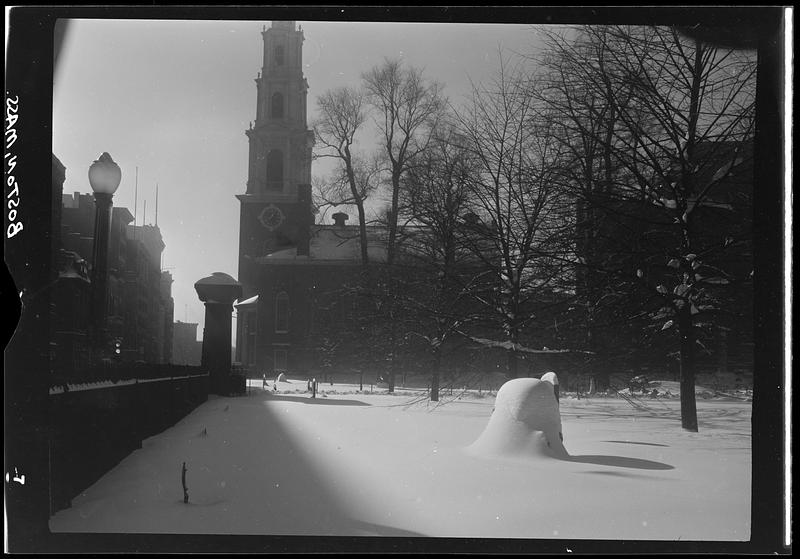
[53,19,545,341]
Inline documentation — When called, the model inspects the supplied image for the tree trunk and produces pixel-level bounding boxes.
[506,348,519,379]
[388,358,397,393]
[386,171,401,265]
[342,149,369,265]
[430,347,441,402]
[678,308,699,431]
[583,195,610,392]
[356,202,369,265]
[387,318,397,393]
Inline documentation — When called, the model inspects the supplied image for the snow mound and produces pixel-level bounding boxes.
[467,377,567,459]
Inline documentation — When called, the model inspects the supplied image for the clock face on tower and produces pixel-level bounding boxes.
[259,203,285,231]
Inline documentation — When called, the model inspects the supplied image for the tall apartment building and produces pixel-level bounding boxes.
[54,188,173,369]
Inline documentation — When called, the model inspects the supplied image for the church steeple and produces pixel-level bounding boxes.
[244,21,313,198]
[237,22,315,297]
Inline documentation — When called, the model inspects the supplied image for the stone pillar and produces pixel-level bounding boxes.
[194,272,243,395]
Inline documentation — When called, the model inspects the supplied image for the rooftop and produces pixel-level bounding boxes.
[257,225,390,264]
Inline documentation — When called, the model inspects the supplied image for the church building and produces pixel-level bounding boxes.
[235,21,387,376]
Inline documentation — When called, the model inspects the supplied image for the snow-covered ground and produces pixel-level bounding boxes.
[49,377,751,540]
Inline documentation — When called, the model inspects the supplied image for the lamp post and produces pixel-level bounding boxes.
[88,152,122,364]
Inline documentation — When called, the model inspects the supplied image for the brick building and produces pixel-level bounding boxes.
[54,185,173,370]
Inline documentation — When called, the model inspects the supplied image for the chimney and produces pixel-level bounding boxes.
[297,184,312,256]
[332,212,349,228]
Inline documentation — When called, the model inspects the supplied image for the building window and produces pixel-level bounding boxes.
[266,149,283,190]
[275,291,289,333]
[274,348,288,372]
[274,45,284,66]
[271,92,284,119]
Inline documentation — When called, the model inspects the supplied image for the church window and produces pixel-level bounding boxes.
[266,149,283,190]
[274,45,285,66]
[271,92,284,119]
[275,291,289,333]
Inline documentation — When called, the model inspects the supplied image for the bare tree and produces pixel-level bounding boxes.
[312,86,376,264]
[362,58,446,265]
[534,26,656,391]
[453,57,577,379]
[399,124,479,401]
[538,25,756,431]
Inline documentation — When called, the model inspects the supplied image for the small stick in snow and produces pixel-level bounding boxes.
[182,462,189,504]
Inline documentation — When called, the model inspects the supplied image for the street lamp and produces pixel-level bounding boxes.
[88,152,122,364]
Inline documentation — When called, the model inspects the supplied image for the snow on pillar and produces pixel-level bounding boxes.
[468,377,567,459]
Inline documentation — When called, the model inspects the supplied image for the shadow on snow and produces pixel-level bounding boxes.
[561,454,674,470]
[264,393,371,407]
[602,440,670,447]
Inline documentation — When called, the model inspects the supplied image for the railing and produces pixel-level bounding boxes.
[48,371,210,515]
[49,363,203,390]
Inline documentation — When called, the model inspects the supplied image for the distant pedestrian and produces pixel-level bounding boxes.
[262,373,267,389]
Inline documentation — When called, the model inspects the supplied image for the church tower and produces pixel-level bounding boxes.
[237,21,314,299]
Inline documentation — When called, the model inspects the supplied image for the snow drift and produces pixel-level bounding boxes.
[49,379,752,540]
[468,376,567,459]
